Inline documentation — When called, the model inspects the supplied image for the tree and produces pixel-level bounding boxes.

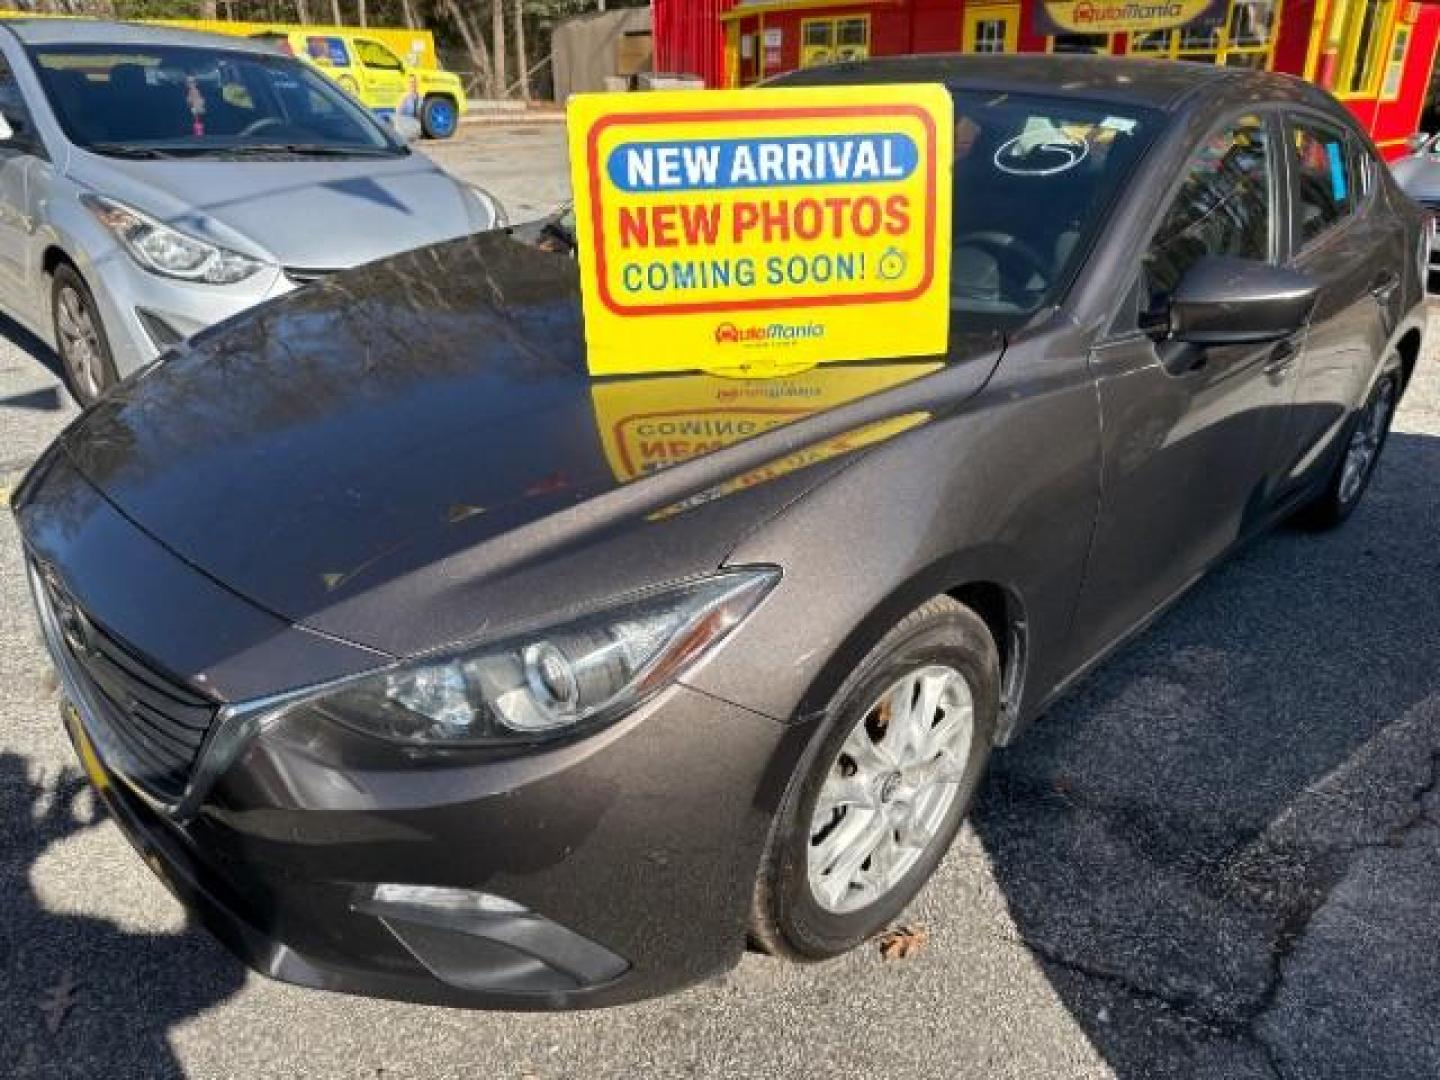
[491,0,506,99]
[511,0,528,100]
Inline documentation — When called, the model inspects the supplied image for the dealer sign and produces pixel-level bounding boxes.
[567,85,954,377]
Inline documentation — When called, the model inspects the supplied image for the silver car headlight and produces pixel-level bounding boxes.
[297,569,778,746]
[81,194,266,285]
[467,184,509,231]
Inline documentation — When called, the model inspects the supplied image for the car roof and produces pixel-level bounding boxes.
[773,53,1310,113]
[1,17,280,55]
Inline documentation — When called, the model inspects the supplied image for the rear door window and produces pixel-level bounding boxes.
[1289,116,1357,247]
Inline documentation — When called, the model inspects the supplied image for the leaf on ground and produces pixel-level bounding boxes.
[877,924,929,961]
[39,970,79,1035]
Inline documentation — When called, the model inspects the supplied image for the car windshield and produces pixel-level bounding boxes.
[29,43,403,158]
[771,78,1163,327]
[942,90,1160,320]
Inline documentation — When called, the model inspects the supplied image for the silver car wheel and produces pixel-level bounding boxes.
[1338,378,1395,506]
[57,286,103,401]
[807,665,974,915]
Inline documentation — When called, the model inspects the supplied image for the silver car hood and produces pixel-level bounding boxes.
[64,149,485,268]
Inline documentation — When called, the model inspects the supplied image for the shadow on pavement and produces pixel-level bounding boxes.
[0,311,65,386]
[973,430,1440,1079]
[0,752,245,1079]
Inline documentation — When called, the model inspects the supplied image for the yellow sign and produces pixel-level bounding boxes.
[567,85,953,378]
[1034,0,1225,35]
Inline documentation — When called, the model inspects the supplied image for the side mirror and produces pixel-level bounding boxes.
[1165,256,1318,347]
[1407,131,1431,153]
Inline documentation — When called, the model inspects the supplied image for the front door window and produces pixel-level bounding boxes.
[1144,114,1273,304]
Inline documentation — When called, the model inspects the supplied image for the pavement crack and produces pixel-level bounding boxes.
[1242,747,1440,1079]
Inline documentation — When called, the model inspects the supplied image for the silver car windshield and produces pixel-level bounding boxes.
[29,44,404,159]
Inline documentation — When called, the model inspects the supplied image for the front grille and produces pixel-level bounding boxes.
[284,266,340,287]
[33,564,217,802]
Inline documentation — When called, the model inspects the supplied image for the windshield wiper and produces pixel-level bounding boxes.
[87,143,179,160]
[217,143,401,158]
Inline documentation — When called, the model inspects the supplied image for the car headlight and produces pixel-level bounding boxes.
[81,194,266,285]
[295,568,778,746]
[467,184,509,231]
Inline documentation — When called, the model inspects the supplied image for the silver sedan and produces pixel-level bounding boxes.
[0,19,504,402]
[1390,133,1440,286]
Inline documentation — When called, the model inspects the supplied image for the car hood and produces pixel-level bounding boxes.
[65,149,483,268]
[58,233,1002,659]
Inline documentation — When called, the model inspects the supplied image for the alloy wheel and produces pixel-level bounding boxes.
[1338,378,1396,506]
[56,286,104,402]
[806,665,974,915]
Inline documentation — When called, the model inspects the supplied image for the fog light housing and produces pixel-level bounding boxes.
[354,883,629,995]
[369,883,527,915]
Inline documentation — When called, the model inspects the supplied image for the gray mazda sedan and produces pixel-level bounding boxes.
[0,20,503,404]
[15,56,1427,1010]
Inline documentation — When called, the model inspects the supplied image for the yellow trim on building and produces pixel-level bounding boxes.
[720,0,896,22]
[1380,21,1412,100]
[800,13,872,67]
[963,3,1022,53]
[1305,0,1332,79]
[1126,0,1282,69]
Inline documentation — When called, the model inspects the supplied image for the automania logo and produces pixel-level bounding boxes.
[714,321,827,345]
[1071,0,1186,23]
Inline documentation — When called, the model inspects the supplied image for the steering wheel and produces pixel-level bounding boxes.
[238,117,286,139]
[952,231,1053,290]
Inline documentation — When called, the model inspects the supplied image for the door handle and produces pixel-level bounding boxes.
[1263,339,1298,377]
[1370,272,1400,302]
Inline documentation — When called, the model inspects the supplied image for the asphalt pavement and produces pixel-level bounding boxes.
[1,127,1438,1078]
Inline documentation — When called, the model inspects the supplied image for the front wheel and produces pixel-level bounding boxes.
[420,95,459,139]
[1297,371,1399,529]
[750,596,999,960]
[51,264,117,406]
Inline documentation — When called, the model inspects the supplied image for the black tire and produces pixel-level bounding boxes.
[750,596,1000,960]
[1296,370,1399,530]
[420,95,459,140]
[51,263,118,407]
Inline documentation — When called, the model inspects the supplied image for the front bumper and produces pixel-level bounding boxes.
[77,244,294,378]
[61,678,790,1009]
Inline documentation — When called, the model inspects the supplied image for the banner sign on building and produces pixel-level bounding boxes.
[567,85,953,378]
[1032,0,1226,35]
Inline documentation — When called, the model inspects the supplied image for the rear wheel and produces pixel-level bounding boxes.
[51,264,117,406]
[750,596,999,960]
[1298,370,1399,528]
[420,95,459,139]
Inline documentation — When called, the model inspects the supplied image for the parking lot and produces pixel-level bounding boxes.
[2,123,1439,1079]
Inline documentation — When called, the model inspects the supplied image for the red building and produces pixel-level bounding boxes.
[652,0,1440,158]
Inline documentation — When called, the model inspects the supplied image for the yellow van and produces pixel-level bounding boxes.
[250,29,467,139]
